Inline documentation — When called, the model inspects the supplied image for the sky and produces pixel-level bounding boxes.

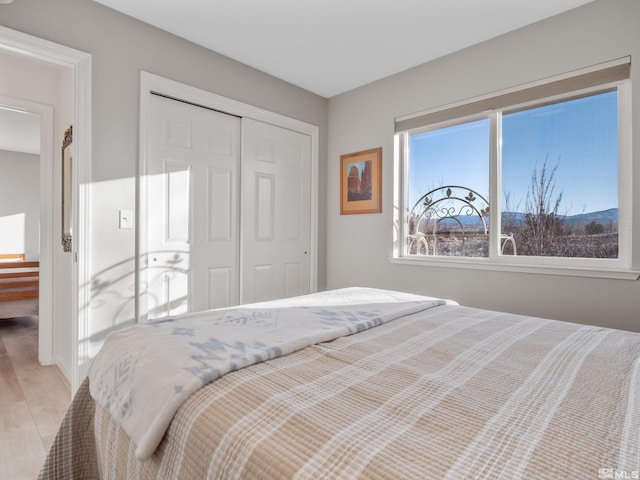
[346,161,367,177]
[408,90,618,217]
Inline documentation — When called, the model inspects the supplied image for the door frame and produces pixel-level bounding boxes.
[138,71,319,321]
[0,26,92,393]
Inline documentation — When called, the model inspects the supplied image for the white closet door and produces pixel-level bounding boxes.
[143,94,240,319]
[241,118,312,303]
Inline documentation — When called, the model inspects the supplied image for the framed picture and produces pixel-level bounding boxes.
[340,147,382,214]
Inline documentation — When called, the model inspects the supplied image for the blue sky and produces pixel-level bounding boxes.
[346,160,367,177]
[408,90,618,216]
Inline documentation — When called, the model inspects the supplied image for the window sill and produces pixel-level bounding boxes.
[389,256,640,280]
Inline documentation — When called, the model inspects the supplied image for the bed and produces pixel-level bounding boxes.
[39,287,640,479]
[0,254,39,319]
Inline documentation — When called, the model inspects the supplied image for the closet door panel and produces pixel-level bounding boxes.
[143,94,240,320]
[241,118,312,304]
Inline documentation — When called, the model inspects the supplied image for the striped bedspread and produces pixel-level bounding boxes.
[40,298,640,479]
[88,287,444,460]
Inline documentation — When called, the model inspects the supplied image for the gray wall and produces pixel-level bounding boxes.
[0,0,327,367]
[0,150,40,260]
[326,0,640,332]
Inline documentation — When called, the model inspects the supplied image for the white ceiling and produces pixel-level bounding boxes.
[94,0,595,98]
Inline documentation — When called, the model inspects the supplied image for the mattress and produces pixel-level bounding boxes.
[39,288,640,479]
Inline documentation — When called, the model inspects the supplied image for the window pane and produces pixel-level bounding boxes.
[501,91,618,258]
[407,119,489,257]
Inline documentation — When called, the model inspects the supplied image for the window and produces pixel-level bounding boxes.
[501,91,618,259]
[394,58,634,278]
[407,119,490,258]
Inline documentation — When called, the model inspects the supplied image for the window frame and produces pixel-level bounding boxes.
[392,60,637,280]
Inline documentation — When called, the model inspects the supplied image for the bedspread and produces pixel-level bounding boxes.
[40,294,640,479]
[88,287,444,460]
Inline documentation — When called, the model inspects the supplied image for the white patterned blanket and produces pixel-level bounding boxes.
[88,287,447,460]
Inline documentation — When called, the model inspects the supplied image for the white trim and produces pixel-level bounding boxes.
[489,111,501,258]
[392,132,408,259]
[0,26,92,394]
[74,52,92,392]
[389,256,640,280]
[138,72,319,320]
[618,80,633,268]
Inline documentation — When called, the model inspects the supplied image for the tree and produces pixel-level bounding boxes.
[523,157,564,256]
[501,190,521,235]
[586,220,604,235]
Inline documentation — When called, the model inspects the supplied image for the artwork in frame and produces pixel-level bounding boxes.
[340,147,382,215]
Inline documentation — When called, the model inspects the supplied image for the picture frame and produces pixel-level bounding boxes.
[340,147,382,215]
[61,126,72,253]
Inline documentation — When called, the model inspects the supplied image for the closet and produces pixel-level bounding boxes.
[141,92,312,320]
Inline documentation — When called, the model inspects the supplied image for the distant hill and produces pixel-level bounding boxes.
[502,208,618,226]
[432,208,619,228]
[562,208,618,225]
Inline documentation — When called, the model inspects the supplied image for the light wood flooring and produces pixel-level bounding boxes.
[0,316,70,480]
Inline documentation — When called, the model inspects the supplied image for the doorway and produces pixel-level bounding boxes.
[0,25,91,393]
[0,94,53,365]
[0,107,42,261]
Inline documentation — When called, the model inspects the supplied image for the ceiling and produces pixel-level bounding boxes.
[94,0,596,98]
[1,0,596,155]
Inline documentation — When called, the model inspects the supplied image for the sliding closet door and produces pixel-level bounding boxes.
[241,118,312,303]
[143,94,240,319]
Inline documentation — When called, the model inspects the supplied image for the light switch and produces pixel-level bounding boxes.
[119,209,133,229]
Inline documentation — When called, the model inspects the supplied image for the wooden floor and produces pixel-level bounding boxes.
[0,316,70,480]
